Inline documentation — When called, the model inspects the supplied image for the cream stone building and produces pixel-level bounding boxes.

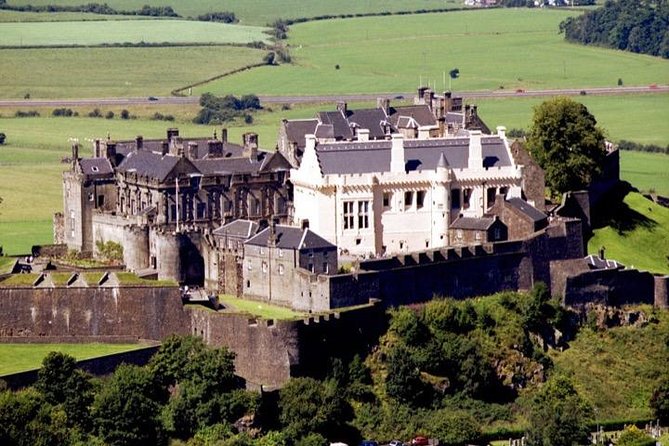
[291,127,532,256]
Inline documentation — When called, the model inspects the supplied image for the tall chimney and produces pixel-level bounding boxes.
[390,133,405,173]
[105,141,117,167]
[244,132,258,159]
[71,143,79,169]
[336,101,347,115]
[468,130,483,169]
[93,139,101,158]
[221,128,228,143]
[166,128,179,141]
[187,141,198,159]
[496,126,507,139]
[135,135,143,150]
[208,140,224,158]
[161,141,169,156]
[377,98,390,116]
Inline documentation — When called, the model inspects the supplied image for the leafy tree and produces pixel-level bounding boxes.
[427,409,482,446]
[120,109,130,120]
[0,132,5,144]
[279,377,350,440]
[35,352,94,431]
[526,97,606,195]
[616,425,656,446]
[525,375,592,446]
[650,375,669,423]
[389,307,429,345]
[92,364,166,446]
[385,344,430,407]
[295,432,328,446]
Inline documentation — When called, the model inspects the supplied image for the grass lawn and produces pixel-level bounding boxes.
[0,10,140,21]
[0,256,16,273]
[588,191,669,274]
[550,308,669,420]
[0,45,265,98]
[619,151,669,196]
[197,9,669,96]
[0,19,269,47]
[0,343,149,375]
[219,294,307,320]
[4,0,463,25]
[114,272,177,286]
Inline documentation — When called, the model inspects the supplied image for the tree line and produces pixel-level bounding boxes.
[559,0,669,59]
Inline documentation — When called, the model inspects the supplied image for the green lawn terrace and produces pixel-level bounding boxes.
[196,8,669,96]
[0,271,177,287]
[2,0,464,26]
[0,19,270,47]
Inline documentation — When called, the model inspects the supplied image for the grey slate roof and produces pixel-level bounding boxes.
[213,219,259,239]
[450,216,496,230]
[388,105,436,127]
[318,111,354,140]
[316,136,511,175]
[193,156,263,176]
[506,198,547,223]
[284,119,318,148]
[346,108,389,139]
[246,225,335,251]
[117,150,185,181]
[114,139,245,160]
[79,158,114,177]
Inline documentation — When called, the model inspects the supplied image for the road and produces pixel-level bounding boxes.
[0,85,666,108]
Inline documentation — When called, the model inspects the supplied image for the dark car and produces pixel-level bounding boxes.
[148,96,158,101]
[359,441,378,446]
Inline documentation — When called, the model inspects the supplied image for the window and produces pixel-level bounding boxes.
[262,261,268,273]
[463,188,472,209]
[308,263,314,273]
[323,262,329,274]
[197,202,206,219]
[456,229,463,239]
[97,195,105,207]
[404,191,413,208]
[88,193,94,202]
[343,201,354,229]
[247,260,252,271]
[416,190,426,209]
[487,187,497,209]
[170,204,177,221]
[475,231,482,241]
[358,200,369,229]
[383,192,392,209]
[69,210,75,237]
[493,227,502,240]
[451,189,461,209]
[278,248,283,257]
[278,264,285,275]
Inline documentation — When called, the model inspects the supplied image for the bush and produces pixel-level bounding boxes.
[151,112,175,121]
[197,11,237,23]
[105,111,114,119]
[120,109,130,120]
[88,108,102,118]
[95,240,123,263]
[14,110,39,117]
[0,132,5,144]
[52,108,75,117]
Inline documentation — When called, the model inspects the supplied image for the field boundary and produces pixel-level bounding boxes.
[0,41,266,50]
[171,61,268,96]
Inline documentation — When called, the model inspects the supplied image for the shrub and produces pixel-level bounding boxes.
[105,111,114,119]
[52,108,75,117]
[120,109,130,119]
[14,110,39,117]
[88,108,102,118]
[197,11,237,23]
[0,132,5,144]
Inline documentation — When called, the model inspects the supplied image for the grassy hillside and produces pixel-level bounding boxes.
[3,0,463,25]
[0,46,264,98]
[550,308,669,420]
[619,151,669,196]
[588,189,669,274]
[0,20,269,47]
[197,9,669,96]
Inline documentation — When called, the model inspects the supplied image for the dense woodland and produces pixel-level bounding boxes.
[1,287,668,446]
[560,0,669,59]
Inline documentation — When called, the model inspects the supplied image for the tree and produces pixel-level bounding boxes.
[0,132,6,144]
[526,97,606,195]
[92,364,166,446]
[385,345,430,407]
[427,409,482,446]
[650,376,669,423]
[616,425,655,446]
[525,375,592,446]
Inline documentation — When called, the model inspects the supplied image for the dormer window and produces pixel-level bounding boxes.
[91,166,99,172]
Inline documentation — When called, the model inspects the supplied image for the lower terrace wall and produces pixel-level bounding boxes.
[0,286,189,340]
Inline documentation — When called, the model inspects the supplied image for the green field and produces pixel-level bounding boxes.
[619,151,669,196]
[0,9,139,21]
[196,9,669,96]
[0,343,149,375]
[0,19,269,47]
[588,191,669,274]
[0,45,265,98]
[4,0,463,25]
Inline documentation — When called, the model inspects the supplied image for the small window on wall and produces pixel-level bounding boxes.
[247,260,252,271]
[404,191,413,208]
[463,188,472,209]
[323,262,329,274]
[383,192,392,209]
[451,189,461,209]
[417,191,426,209]
[358,201,369,229]
[262,261,268,273]
[487,187,497,209]
[343,201,354,230]
[278,264,285,275]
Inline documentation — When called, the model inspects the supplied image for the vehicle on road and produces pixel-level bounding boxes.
[148,96,158,101]
[389,441,405,446]
[360,441,378,446]
[411,437,429,446]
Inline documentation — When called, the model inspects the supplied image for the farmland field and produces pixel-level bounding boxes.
[196,9,669,96]
[0,10,138,21]
[0,45,265,98]
[0,343,149,375]
[619,151,669,196]
[0,19,269,46]
[3,0,463,25]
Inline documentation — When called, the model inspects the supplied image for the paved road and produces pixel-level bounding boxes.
[0,85,666,108]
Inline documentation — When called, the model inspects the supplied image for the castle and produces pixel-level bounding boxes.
[0,88,666,388]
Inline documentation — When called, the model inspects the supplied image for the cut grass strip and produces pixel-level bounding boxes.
[219,294,307,320]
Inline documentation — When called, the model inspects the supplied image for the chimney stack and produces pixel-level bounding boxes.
[187,141,198,159]
[71,143,79,169]
[377,98,390,116]
[244,132,258,159]
[468,130,483,170]
[135,135,143,151]
[105,141,117,167]
[221,127,228,143]
[161,141,169,156]
[336,101,347,115]
[93,139,101,158]
[166,128,179,141]
[496,126,507,139]
[357,128,370,142]
[390,133,405,173]
[208,140,224,158]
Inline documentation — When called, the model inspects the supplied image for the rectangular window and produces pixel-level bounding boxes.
[278,264,285,275]
[404,191,413,208]
[475,231,482,241]
[343,201,354,230]
[487,187,497,209]
[463,188,472,209]
[451,189,461,209]
[262,261,268,273]
[97,195,105,207]
[358,201,369,229]
[416,191,426,209]
[323,262,329,274]
[278,248,283,257]
[308,263,314,273]
[383,192,392,209]
[493,227,502,240]
[197,202,206,219]
[170,204,177,221]
[247,260,252,271]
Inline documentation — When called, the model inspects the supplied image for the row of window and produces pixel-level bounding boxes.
[343,200,370,230]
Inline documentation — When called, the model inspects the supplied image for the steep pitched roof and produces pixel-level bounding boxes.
[318,111,354,140]
[346,108,389,139]
[283,119,318,149]
[388,105,436,127]
[79,158,114,178]
[116,151,193,182]
[506,198,547,223]
[450,216,497,230]
[315,136,511,175]
[245,225,335,250]
[213,219,259,239]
